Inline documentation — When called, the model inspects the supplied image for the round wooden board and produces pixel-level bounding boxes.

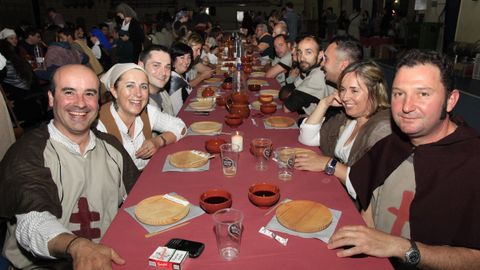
[135,194,190,226]
[189,101,214,110]
[204,77,222,83]
[248,79,268,86]
[276,200,332,233]
[250,71,266,77]
[259,89,279,98]
[190,121,222,134]
[265,116,295,128]
[169,150,209,168]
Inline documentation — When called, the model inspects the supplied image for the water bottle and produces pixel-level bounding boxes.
[234,59,242,92]
[34,45,44,69]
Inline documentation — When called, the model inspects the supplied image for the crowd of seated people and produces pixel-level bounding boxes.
[1,3,480,270]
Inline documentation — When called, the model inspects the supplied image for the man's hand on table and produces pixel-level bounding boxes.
[327,225,410,260]
[70,237,125,270]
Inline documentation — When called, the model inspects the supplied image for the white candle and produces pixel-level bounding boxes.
[231,131,243,152]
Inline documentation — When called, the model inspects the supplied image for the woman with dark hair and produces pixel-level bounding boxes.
[167,42,193,115]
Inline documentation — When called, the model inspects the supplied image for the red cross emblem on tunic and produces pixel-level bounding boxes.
[70,197,101,240]
[387,190,414,236]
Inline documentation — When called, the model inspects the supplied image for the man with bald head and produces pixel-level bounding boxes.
[0,65,139,269]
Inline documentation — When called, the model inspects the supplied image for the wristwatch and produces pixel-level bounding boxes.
[324,158,337,175]
[405,239,421,266]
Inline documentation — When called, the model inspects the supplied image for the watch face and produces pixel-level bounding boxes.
[325,166,334,175]
[406,249,420,265]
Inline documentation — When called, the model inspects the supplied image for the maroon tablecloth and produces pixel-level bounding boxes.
[101,76,393,270]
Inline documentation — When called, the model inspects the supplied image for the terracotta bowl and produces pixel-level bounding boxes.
[216,95,227,107]
[248,84,261,92]
[248,183,280,208]
[205,138,227,154]
[200,189,232,214]
[202,87,216,97]
[260,103,277,114]
[225,113,243,128]
[258,94,273,104]
[231,92,249,104]
[222,82,233,90]
[243,64,253,74]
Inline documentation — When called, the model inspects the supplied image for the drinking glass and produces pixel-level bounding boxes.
[213,208,244,261]
[251,138,272,171]
[273,147,295,181]
[220,143,240,177]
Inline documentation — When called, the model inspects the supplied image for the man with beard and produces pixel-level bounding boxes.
[282,36,335,115]
[138,45,175,116]
[265,34,292,86]
[0,65,139,269]
[329,50,480,269]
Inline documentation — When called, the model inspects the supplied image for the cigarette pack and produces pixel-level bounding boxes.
[148,246,188,270]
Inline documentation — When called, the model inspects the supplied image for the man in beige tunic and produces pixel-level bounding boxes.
[0,64,139,269]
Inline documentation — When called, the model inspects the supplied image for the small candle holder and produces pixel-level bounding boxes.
[231,131,244,152]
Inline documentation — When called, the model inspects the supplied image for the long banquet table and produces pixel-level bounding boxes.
[101,74,393,270]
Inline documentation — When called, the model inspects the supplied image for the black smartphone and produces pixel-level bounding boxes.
[165,238,205,258]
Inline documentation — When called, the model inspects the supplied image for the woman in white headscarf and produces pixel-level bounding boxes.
[0,28,17,47]
[96,63,187,170]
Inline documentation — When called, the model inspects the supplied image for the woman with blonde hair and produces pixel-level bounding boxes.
[296,60,392,183]
[97,63,186,170]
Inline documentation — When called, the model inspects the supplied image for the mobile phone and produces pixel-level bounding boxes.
[165,238,205,258]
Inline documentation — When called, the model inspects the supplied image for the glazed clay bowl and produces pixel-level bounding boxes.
[248,84,261,92]
[231,92,249,104]
[222,82,233,90]
[216,95,227,107]
[243,64,253,74]
[225,113,243,128]
[248,183,280,208]
[200,189,232,214]
[260,103,277,115]
[205,138,227,154]
[258,94,273,104]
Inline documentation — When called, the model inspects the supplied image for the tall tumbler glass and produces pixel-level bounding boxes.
[251,138,272,171]
[213,208,244,261]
